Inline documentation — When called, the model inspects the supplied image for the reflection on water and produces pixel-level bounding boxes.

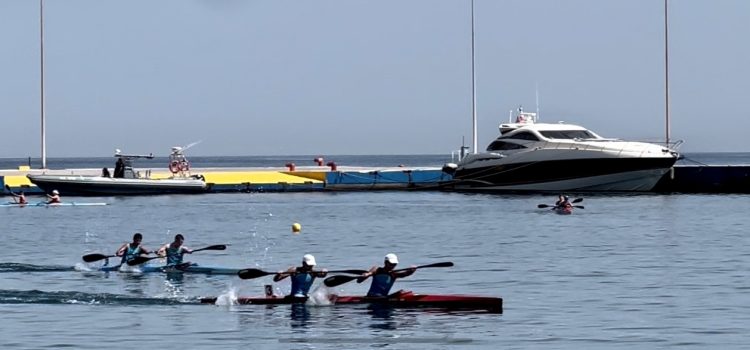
[290,303,311,327]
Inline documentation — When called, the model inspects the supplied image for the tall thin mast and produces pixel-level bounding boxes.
[664,0,670,147]
[40,0,47,168]
[470,0,477,154]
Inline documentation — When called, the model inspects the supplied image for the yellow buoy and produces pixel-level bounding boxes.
[291,223,302,234]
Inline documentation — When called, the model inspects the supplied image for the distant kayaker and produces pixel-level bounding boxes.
[358,253,416,297]
[116,233,151,265]
[555,194,571,209]
[10,190,27,204]
[274,254,328,298]
[158,234,193,266]
[46,189,61,204]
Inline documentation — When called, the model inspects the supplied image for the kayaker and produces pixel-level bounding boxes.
[273,254,328,298]
[157,234,193,266]
[10,190,27,204]
[115,233,151,265]
[555,195,571,209]
[46,189,61,204]
[358,253,417,297]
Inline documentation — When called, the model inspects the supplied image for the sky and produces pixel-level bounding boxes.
[1,0,748,158]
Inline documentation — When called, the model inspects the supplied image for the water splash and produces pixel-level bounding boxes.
[213,287,238,306]
[307,286,333,306]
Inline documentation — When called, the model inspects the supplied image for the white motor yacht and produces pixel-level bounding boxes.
[443,108,681,192]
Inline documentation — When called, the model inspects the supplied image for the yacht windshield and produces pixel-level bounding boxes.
[486,140,527,151]
[539,130,597,139]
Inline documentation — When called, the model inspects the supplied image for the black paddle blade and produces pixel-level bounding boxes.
[324,275,358,287]
[193,244,226,252]
[538,204,550,208]
[82,253,113,263]
[4,185,11,192]
[126,255,159,266]
[416,261,454,269]
[573,198,583,203]
[574,205,584,209]
[237,268,273,280]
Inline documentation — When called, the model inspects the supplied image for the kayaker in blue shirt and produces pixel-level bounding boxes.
[358,253,416,297]
[115,233,151,265]
[157,234,193,266]
[274,254,328,298]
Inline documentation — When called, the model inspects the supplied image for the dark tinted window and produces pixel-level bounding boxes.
[539,130,596,139]
[486,141,527,151]
[507,132,540,141]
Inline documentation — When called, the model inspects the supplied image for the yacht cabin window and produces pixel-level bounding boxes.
[506,132,540,141]
[486,140,527,151]
[539,130,596,139]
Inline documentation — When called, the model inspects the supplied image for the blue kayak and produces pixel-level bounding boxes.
[99,263,240,275]
[1,202,108,207]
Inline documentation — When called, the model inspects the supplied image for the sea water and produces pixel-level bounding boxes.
[1,154,749,349]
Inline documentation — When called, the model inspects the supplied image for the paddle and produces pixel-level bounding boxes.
[82,253,117,263]
[323,261,454,288]
[537,197,583,209]
[237,268,367,280]
[538,204,585,209]
[126,244,227,266]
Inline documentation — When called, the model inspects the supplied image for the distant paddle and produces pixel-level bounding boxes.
[537,197,584,209]
[538,204,584,209]
[82,253,117,263]
[237,268,367,280]
[323,261,454,288]
[4,184,12,193]
[126,244,227,266]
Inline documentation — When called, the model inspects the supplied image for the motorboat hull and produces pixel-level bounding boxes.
[449,156,676,192]
[27,174,208,195]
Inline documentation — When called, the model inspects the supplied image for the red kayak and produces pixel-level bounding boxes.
[201,290,502,313]
[554,205,573,215]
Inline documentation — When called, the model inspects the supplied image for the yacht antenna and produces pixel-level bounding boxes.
[664,0,671,147]
[535,82,540,121]
[470,0,478,154]
[40,0,47,169]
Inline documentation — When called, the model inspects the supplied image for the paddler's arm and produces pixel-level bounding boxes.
[115,243,128,256]
[139,246,152,255]
[273,267,296,282]
[394,266,417,278]
[182,246,193,254]
[313,269,328,278]
[357,266,378,283]
[157,244,169,257]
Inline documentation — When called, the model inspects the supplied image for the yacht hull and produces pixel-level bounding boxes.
[450,157,676,192]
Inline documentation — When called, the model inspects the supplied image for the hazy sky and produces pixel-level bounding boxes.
[1,0,748,158]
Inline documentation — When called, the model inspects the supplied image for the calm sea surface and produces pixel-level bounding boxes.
[1,154,749,349]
